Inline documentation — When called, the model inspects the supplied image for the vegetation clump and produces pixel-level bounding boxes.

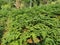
[0,3,60,45]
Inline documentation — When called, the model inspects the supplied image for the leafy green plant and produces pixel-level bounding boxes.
[0,3,60,45]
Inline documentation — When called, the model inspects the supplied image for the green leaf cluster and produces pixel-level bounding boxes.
[0,3,60,45]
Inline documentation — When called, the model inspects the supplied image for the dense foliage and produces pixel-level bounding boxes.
[0,2,60,45]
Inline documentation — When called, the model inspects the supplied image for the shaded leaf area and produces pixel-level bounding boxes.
[0,20,6,45]
[0,3,60,45]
